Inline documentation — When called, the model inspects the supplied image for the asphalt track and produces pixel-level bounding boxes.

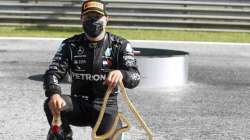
[0,38,250,140]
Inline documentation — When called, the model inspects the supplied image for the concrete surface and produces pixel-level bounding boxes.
[0,38,250,140]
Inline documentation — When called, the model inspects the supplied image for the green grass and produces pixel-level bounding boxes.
[1,26,250,43]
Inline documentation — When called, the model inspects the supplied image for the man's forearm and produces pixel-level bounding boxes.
[43,70,62,97]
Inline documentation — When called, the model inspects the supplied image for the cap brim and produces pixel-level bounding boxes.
[82,9,105,15]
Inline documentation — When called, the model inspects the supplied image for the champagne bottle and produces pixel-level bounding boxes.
[47,115,65,140]
[52,115,62,133]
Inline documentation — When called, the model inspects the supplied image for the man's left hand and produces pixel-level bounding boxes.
[104,70,123,88]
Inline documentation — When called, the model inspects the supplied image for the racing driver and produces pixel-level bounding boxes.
[43,0,140,140]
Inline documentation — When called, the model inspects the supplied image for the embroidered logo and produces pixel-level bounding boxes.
[77,48,84,55]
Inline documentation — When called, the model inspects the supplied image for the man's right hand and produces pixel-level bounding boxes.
[48,94,66,116]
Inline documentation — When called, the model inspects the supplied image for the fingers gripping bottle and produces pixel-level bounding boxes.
[47,115,65,140]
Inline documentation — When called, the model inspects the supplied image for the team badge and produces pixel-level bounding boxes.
[103,47,113,70]
[105,47,112,57]
[125,43,133,54]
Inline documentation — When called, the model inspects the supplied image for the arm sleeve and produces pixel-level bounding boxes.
[43,42,70,97]
[119,42,140,89]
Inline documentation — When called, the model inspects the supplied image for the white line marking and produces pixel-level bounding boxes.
[0,37,250,46]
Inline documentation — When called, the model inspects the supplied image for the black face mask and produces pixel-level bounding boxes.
[83,17,104,38]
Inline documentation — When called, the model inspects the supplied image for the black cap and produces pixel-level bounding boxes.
[81,0,107,15]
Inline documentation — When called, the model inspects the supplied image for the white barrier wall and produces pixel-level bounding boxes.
[135,48,189,88]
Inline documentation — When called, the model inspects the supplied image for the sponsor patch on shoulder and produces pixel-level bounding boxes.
[57,43,65,52]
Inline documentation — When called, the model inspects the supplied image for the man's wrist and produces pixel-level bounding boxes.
[48,93,61,100]
[45,84,61,97]
[45,89,61,98]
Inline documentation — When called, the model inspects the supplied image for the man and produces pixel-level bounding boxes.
[43,0,140,139]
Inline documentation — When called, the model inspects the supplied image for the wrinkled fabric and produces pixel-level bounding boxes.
[43,32,140,109]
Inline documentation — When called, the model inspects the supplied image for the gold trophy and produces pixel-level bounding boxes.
[92,80,153,140]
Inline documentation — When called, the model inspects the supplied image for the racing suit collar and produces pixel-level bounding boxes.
[84,32,106,43]
[85,33,107,49]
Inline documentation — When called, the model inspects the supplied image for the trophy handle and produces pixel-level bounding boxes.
[118,80,153,140]
[91,86,131,140]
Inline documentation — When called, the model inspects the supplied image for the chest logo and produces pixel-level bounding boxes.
[77,47,85,55]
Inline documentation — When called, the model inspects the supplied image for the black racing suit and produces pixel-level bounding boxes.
[43,32,140,139]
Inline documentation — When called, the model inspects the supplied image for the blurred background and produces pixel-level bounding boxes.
[1,1,250,140]
[0,0,250,32]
